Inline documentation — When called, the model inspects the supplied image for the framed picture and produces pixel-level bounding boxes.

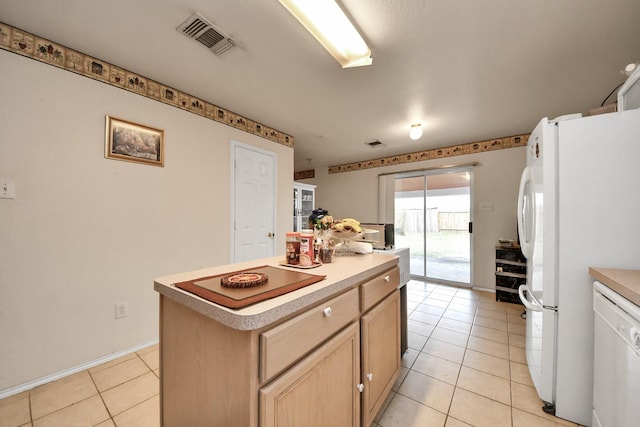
[105,116,164,166]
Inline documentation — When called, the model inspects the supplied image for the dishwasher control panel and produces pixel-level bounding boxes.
[594,283,640,354]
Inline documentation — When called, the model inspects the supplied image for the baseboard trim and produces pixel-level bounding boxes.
[0,339,159,400]
[472,286,496,293]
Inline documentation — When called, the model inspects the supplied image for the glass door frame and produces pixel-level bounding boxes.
[394,166,474,287]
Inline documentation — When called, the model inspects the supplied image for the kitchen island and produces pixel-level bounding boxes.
[154,253,401,427]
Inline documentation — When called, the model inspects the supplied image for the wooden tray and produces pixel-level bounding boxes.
[279,261,322,269]
[174,265,326,309]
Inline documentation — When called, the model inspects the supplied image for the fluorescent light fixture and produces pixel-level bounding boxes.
[279,0,372,68]
[409,123,423,140]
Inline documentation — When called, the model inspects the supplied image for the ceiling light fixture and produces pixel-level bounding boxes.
[279,0,372,68]
[623,62,639,76]
[409,123,423,140]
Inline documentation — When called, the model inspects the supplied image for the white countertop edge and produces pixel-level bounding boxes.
[154,254,398,331]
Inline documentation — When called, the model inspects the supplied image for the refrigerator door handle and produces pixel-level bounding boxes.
[518,284,542,312]
[517,167,535,259]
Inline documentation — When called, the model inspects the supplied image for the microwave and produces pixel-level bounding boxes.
[361,223,394,250]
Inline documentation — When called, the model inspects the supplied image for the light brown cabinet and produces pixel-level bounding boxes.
[260,275,400,427]
[260,322,361,427]
[361,290,401,427]
[157,258,400,427]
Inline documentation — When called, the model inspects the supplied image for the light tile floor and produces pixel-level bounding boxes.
[0,281,583,427]
[372,280,583,427]
[0,346,160,427]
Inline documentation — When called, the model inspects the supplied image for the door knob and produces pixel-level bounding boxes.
[268,232,274,238]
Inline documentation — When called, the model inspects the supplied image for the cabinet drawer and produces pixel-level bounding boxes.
[496,263,526,274]
[361,267,400,313]
[260,322,360,427]
[496,273,526,289]
[496,248,526,263]
[260,287,359,383]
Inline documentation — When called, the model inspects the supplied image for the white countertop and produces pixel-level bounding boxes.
[154,253,398,331]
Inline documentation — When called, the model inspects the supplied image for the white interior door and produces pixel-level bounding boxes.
[231,141,276,263]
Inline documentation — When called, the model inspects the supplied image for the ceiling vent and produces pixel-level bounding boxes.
[177,12,238,55]
[365,140,384,148]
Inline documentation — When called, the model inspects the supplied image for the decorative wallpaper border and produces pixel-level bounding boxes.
[0,22,294,148]
[294,169,315,180]
[328,134,529,174]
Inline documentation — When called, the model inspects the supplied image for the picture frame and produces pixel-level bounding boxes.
[105,115,164,166]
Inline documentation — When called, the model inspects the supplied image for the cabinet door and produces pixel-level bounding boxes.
[293,183,315,232]
[361,290,401,427]
[260,322,360,427]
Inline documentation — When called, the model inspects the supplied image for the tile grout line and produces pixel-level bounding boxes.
[88,367,116,426]
[442,290,473,425]
[27,389,33,426]
[99,353,159,423]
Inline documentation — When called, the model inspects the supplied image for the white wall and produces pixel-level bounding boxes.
[304,147,526,290]
[0,51,293,392]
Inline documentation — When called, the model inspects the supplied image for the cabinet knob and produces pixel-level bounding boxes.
[384,275,390,282]
[323,307,332,317]
[267,232,274,238]
[367,372,373,381]
[357,383,364,392]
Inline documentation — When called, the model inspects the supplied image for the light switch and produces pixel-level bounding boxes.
[479,202,493,211]
[0,180,15,199]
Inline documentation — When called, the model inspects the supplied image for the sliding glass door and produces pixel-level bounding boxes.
[394,169,472,286]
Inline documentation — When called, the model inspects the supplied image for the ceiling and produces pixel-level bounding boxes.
[3,1,640,172]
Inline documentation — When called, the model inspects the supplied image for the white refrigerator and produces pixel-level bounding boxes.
[517,107,640,426]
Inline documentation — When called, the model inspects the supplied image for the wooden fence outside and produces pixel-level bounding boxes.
[395,209,470,233]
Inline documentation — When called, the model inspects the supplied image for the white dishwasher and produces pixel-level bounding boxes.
[592,281,640,427]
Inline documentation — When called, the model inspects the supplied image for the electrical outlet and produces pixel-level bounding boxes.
[115,302,128,319]
[0,180,15,199]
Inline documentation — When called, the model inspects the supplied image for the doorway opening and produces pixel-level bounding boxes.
[394,169,472,286]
